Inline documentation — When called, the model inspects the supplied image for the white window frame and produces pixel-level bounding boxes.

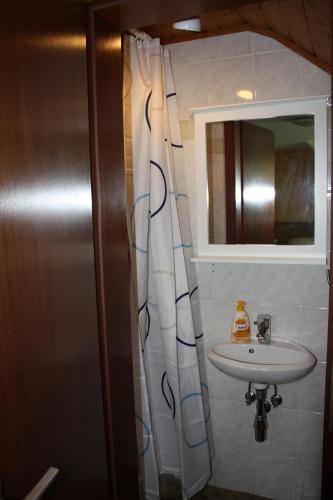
[192,97,328,265]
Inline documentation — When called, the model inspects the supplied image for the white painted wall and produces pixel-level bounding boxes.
[166,32,331,500]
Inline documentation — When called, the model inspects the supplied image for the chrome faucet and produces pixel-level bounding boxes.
[254,314,271,344]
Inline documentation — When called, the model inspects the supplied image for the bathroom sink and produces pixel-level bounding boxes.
[207,337,316,384]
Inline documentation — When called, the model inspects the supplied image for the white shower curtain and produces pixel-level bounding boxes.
[125,32,212,499]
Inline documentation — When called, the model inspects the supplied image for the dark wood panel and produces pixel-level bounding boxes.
[303,0,331,63]
[87,9,139,499]
[0,1,109,498]
[201,13,219,32]
[241,122,275,244]
[279,0,313,53]
[236,3,269,27]
[94,0,271,29]
[260,0,291,38]
[211,8,243,27]
[224,122,238,244]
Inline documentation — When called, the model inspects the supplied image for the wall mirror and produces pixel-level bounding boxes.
[193,98,328,264]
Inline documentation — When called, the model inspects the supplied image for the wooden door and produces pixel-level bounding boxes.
[241,122,275,244]
[0,1,110,498]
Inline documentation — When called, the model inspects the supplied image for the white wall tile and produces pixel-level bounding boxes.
[182,139,197,250]
[254,51,302,101]
[295,411,324,462]
[166,38,210,67]
[210,56,255,106]
[300,58,331,97]
[213,370,247,403]
[297,362,326,413]
[212,263,328,307]
[209,32,252,60]
[172,63,210,119]
[300,307,328,362]
[195,263,213,300]
[252,453,297,500]
[251,32,287,53]
[198,299,214,340]
[213,399,253,451]
[211,301,236,342]
[280,380,299,410]
[253,265,328,308]
[214,446,254,493]
[296,459,321,500]
[205,351,217,391]
[212,263,260,303]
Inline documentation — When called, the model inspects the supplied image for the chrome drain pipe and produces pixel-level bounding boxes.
[245,383,283,442]
[254,387,270,442]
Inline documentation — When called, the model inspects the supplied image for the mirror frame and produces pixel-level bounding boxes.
[193,97,328,264]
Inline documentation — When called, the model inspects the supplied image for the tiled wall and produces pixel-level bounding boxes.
[166,32,331,500]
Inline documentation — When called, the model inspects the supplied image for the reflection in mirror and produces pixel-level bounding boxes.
[206,115,315,245]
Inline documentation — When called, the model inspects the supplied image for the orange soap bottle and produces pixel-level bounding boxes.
[231,300,251,343]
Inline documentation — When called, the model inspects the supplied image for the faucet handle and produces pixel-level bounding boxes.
[254,314,271,342]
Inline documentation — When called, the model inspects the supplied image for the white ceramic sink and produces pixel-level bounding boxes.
[207,337,316,384]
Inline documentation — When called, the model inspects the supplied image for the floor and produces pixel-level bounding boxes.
[160,475,270,500]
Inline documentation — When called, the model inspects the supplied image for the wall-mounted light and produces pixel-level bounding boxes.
[237,89,254,101]
[172,18,201,32]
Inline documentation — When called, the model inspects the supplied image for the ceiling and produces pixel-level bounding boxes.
[142,0,331,74]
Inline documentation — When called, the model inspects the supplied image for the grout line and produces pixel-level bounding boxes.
[198,298,328,309]
[169,48,288,68]
[295,408,324,416]
[251,45,257,101]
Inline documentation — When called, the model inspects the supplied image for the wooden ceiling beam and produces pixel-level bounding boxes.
[277,0,314,53]
[209,8,243,27]
[236,3,270,27]
[303,0,331,63]
[260,0,291,39]
[93,0,272,29]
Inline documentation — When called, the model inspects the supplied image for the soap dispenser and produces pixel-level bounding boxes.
[231,300,251,343]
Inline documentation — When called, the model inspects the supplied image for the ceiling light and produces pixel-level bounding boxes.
[172,18,201,32]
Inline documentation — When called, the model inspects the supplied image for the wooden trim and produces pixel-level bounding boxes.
[90,0,271,14]
[234,121,243,244]
[86,5,139,499]
[92,0,273,30]
[239,121,245,244]
[224,121,237,244]
[89,0,129,12]
[86,7,118,497]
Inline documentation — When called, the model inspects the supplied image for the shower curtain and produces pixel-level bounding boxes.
[124,32,212,499]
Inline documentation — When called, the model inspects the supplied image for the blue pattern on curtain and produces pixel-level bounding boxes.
[126,32,213,499]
